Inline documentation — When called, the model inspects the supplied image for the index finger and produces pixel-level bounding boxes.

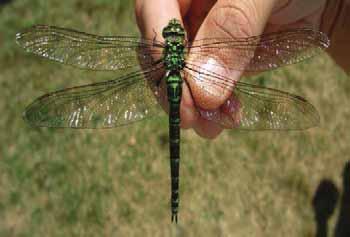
[135,0,187,42]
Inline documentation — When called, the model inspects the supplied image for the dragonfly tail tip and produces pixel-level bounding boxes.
[171,213,178,223]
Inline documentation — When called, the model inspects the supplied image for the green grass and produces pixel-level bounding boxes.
[1,1,349,236]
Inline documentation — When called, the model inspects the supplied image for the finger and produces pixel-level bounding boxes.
[135,0,186,42]
[186,0,278,110]
[178,0,193,18]
[269,0,326,25]
[184,0,217,40]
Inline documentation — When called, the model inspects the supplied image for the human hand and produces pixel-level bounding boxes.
[135,0,341,139]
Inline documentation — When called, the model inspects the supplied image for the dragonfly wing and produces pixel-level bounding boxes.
[16,25,163,71]
[228,82,320,130]
[24,67,165,128]
[186,28,329,72]
[184,67,319,130]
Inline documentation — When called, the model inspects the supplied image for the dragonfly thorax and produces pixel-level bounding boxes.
[163,48,185,71]
[162,19,186,72]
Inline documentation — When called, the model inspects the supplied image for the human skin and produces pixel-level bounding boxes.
[135,0,350,139]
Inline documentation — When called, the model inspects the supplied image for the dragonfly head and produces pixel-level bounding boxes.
[162,19,185,39]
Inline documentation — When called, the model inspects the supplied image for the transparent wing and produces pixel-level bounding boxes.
[185,66,319,130]
[186,28,329,72]
[16,25,163,71]
[24,66,165,128]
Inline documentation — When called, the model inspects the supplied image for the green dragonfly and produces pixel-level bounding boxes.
[16,19,329,223]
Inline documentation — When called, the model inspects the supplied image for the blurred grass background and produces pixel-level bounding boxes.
[0,1,350,236]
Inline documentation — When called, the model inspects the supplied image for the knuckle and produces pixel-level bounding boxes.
[210,0,259,38]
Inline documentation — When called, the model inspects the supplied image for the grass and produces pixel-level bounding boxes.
[0,1,349,236]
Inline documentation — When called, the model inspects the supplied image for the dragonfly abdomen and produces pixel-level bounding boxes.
[166,72,182,223]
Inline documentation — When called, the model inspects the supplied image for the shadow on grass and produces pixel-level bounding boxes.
[312,179,338,237]
[312,161,350,237]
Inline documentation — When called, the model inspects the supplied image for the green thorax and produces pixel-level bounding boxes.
[162,19,186,72]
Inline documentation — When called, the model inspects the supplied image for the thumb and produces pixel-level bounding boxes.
[186,0,278,110]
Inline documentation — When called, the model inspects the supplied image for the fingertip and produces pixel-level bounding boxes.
[193,118,223,139]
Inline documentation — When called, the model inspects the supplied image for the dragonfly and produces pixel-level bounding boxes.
[16,19,329,223]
